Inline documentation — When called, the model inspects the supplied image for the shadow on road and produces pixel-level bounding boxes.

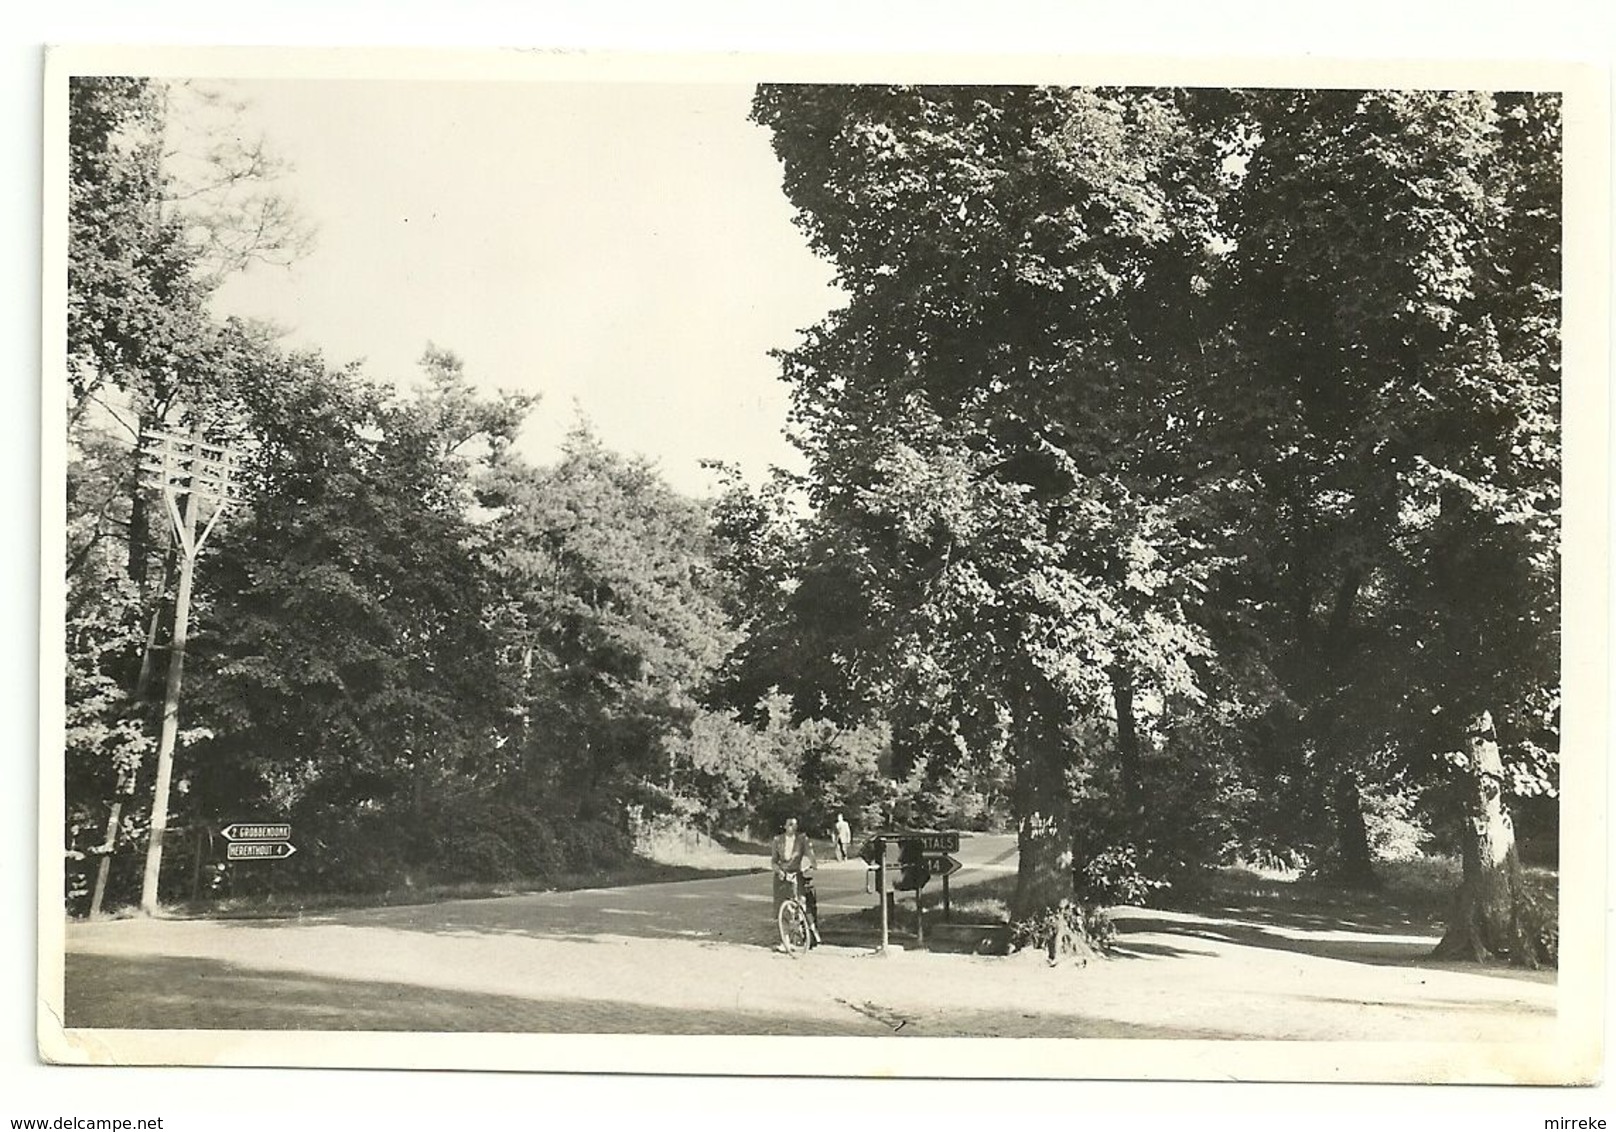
[62,953,872,1034]
[1112,912,1435,966]
[1108,911,1553,984]
[63,952,1257,1039]
[1167,894,1439,935]
[1108,939,1221,961]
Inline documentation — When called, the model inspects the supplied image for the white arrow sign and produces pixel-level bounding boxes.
[227,841,297,861]
[221,823,292,842]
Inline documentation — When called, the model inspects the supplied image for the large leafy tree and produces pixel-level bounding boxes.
[1382,93,1561,963]
[478,425,739,822]
[179,348,523,856]
[68,78,311,593]
[1203,90,1501,884]
[749,84,1561,954]
[68,77,211,421]
[64,77,309,907]
[1207,90,1560,956]
[749,85,1229,917]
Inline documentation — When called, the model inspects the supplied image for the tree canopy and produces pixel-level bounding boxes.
[745,83,1560,955]
[63,78,1562,968]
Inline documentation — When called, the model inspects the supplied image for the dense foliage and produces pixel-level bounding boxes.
[63,78,1561,969]
[744,84,1560,958]
[63,78,853,910]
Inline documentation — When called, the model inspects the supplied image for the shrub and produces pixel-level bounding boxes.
[1009,899,1114,964]
[1075,844,1169,907]
[230,793,636,896]
[556,820,634,872]
[424,797,571,880]
[286,808,415,893]
[1513,871,1559,968]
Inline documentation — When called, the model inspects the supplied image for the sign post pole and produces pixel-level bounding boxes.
[878,856,889,954]
[867,830,960,954]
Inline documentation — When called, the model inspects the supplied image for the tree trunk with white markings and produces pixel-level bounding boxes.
[1433,711,1546,968]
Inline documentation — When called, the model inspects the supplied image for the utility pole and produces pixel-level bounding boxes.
[137,428,239,915]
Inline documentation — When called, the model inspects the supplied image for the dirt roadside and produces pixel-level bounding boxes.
[61,867,1555,1042]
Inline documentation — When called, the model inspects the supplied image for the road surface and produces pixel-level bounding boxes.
[60,834,1554,1043]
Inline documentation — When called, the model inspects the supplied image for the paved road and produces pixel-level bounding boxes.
[60,833,1555,1046]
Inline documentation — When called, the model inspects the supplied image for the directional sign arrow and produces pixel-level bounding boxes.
[226,841,297,861]
[916,853,962,878]
[221,823,291,842]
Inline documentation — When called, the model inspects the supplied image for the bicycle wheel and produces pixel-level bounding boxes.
[778,898,810,955]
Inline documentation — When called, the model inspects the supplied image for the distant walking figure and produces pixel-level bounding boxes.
[833,812,851,861]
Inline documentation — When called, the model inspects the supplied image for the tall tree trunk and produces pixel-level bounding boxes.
[1329,767,1380,889]
[1318,566,1375,886]
[1010,709,1072,920]
[127,407,160,596]
[90,550,177,918]
[1111,668,1142,819]
[1433,710,1543,968]
[128,487,151,594]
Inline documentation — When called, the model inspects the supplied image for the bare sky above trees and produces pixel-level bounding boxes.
[208,79,841,497]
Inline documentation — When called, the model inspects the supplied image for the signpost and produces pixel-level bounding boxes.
[222,823,292,842]
[909,831,960,854]
[227,842,297,861]
[220,822,296,863]
[913,854,962,878]
[879,850,890,952]
[860,830,961,953]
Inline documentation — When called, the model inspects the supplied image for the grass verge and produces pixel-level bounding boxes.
[1172,855,1558,932]
[838,853,1557,941]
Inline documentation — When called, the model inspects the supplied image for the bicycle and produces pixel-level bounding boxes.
[776,871,820,955]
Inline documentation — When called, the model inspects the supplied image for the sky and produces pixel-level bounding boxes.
[205,79,842,497]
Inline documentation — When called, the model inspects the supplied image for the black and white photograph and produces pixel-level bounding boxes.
[35,43,1607,1092]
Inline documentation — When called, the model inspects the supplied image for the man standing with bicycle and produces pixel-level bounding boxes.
[771,816,820,947]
